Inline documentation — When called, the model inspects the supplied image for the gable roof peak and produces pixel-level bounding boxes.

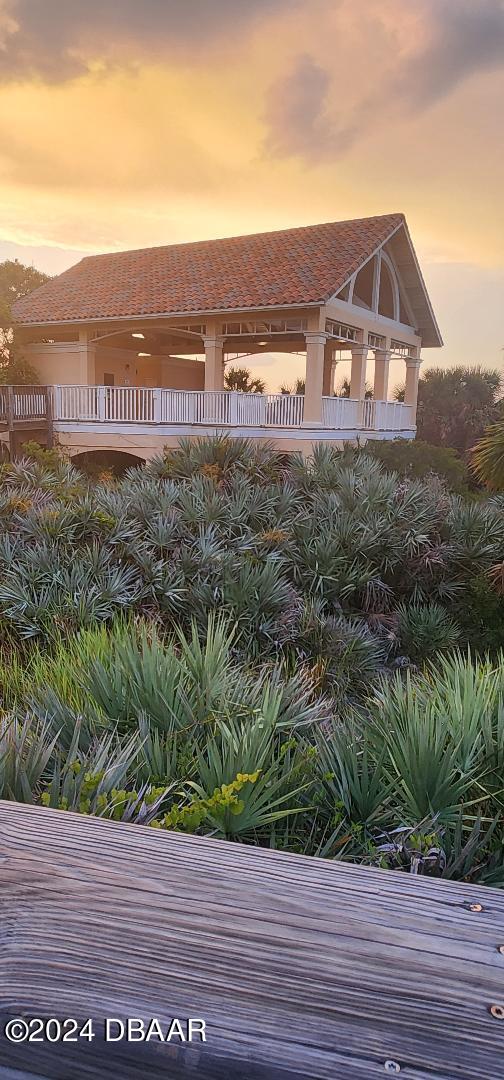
[11,212,442,347]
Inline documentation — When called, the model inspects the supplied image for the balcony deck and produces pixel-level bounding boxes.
[50,384,412,432]
[0,384,416,460]
[3,385,414,432]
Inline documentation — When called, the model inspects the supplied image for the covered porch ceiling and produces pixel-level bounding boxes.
[86,320,419,361]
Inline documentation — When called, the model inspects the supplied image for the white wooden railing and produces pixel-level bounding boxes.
[322,396,360,429]
[51,386,414,432]
[267,394,304,427]
[374,400,414,431]
[0,386,49,422]
[360,399,376,430]
[13,387,48,420]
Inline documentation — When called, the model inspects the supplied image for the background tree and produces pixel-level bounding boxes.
[365,439,468,493]
[395,366,503,452]
[280,377,305,395]
[280,375,375,398]
[224,365,266,393]
[471,421,504,492]
[0,259,50,383]
[337,376,373,399]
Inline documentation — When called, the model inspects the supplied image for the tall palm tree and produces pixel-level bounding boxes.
[395,366,502,452]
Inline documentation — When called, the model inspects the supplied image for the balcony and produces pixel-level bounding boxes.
[0,385,415,460]
[49,386,413,434]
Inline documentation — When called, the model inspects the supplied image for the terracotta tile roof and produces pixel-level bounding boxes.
[13,213,405,325]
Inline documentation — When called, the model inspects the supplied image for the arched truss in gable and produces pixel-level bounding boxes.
[342,249,413,326]
[378,252,400,321]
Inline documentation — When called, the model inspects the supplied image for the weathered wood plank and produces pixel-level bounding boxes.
[1,801,504,1079]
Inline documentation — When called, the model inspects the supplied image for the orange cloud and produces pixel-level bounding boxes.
[0,0,501,386]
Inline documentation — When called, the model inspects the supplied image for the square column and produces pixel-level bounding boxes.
[322,340,336,397]
[373,350,390,401]
[404,358,422,417]
[203,335,224,391]
[78,330,96,384]
[350,345,368,400]
[304,331,327,424]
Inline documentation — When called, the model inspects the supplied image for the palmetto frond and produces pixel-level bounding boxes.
[471,422,504,492]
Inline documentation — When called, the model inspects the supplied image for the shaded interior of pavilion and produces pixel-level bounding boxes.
[74,322,420,411]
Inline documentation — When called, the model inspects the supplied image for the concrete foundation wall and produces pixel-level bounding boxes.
[54,428,370,461]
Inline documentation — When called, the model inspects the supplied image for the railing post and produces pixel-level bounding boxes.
[97,385,106,422]
[6,385,15,458]
[153,388,161,423]
[161,390,171,422]
[229,392,239,426]
[6,384,14,428]
[45,385,54,448]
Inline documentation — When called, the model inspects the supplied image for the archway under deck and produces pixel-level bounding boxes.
[71,448,147,476]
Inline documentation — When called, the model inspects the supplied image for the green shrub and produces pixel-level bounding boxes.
[396,602,460,664]
[364,439,467,492]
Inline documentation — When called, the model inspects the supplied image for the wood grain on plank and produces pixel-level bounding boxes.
[1,800,504,1079]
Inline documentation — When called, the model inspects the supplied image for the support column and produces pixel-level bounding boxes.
[203,335,224,391]
[78,330,96,384]
[404,358,422,419]
[322,340,336,397]
[373,349,390,401]
[160,356,173,389]
[304,332,327,424]
[350,345,368,400]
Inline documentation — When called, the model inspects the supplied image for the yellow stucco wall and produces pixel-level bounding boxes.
[23,343,205,392]
[94,350,138,387]
[24,344,94,385]
[160,357,205,390]
[94,352,205,389]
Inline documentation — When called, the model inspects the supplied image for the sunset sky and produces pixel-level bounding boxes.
[0,0,503,391]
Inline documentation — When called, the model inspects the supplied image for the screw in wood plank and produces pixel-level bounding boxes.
[490,1005,504,1020]
[498,945,504,955]
[467,902,483,912]
[384,1062,401,1073]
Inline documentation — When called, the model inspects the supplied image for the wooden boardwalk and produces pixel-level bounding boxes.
[1,801,504,1079]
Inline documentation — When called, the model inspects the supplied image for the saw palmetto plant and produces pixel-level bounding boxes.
[0,438,503,885]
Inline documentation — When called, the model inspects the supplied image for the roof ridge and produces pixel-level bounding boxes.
[78,213,405,263]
